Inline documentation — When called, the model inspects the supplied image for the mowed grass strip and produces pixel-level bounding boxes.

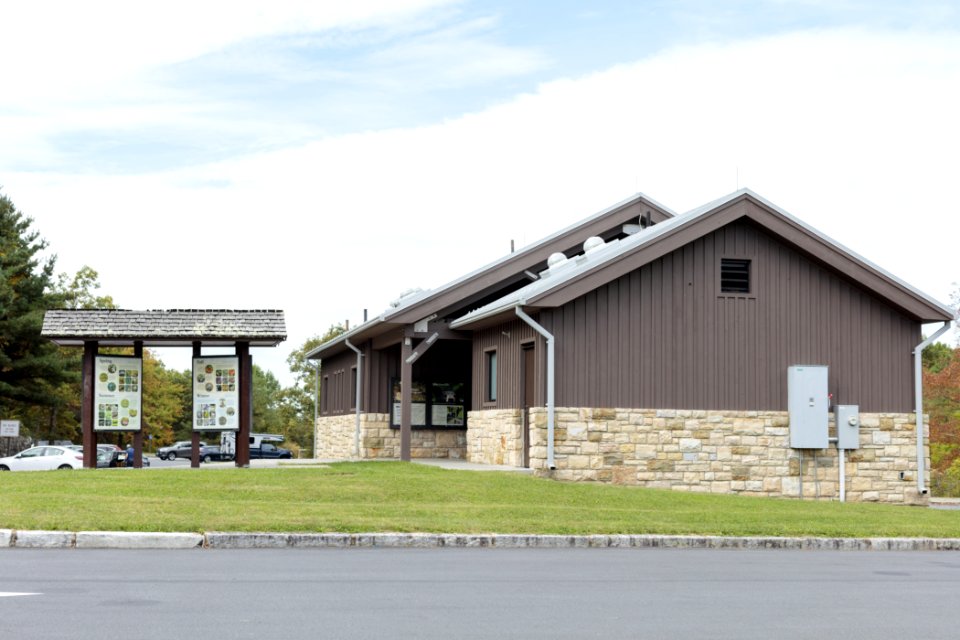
[1,462,958,537]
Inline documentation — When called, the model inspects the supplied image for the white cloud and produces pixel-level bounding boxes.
[2,0,458,99]
[5,27,959,382]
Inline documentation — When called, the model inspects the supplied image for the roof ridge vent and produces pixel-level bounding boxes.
[583,236,605,253]
[390,287,425,308]
[546,252,568,268]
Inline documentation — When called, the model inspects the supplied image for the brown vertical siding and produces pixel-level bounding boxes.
[470,319,542,411]
[496,219,921,413]
[319,350,356,416]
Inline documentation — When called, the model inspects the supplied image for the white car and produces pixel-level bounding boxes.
[0,445,84,471]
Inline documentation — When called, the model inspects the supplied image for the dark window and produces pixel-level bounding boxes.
[485,350,498,403]
[720,258,751,294]
[321,376,329,414]
[350,367,358,409]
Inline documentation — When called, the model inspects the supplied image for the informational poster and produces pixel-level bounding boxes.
[392,402,427,426]
[431,383,465,426]
[193,357,239,431]
[431,404,464,427]
[390,380,464,427]
[94,356,142,431]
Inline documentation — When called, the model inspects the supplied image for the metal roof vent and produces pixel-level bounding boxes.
[547,252,568,269]
[583,236,605,253]
[389,287,424,308]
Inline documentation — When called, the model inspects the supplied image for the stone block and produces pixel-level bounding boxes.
[635,445,657,460]
[603,453,624,466]
[647,459,675,472]
[679,438,701,452]
[612,465,637,485]
[15,530,74,548]
[77,532,203,549]
[731,465,750,481]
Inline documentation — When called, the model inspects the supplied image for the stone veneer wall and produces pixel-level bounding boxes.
[315,413,466,460]
[512,408,927,504]
[466,409,524,466]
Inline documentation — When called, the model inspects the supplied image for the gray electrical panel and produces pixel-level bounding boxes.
[788,365,829,449]
[835,405,860,450]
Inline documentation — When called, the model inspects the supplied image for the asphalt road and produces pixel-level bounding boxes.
[2,548,960,639]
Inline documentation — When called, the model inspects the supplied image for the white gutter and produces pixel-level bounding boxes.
[913,321,953,495]
[514,306,556,469]
[345,339,364,458]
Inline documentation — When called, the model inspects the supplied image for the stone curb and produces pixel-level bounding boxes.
[4,530,960,551]
[76,532,204,549]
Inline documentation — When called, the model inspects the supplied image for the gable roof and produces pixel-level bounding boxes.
[452,189,955,329]
[42,309,287,347]
[308,192,676,359]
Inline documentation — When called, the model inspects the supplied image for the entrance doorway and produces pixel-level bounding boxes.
[521,343,535,468]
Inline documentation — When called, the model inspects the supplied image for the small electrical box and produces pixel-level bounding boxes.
[835,405,860,450]
[788,365,829,449]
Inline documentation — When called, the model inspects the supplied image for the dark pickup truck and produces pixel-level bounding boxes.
[249,442,292,459]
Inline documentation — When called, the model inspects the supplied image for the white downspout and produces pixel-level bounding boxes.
[913,321,953,495]
[313,361,320,459]
[345,339,364,458]
[515,306,556,470]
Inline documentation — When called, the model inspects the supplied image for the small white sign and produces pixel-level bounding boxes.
[0,420,20,437]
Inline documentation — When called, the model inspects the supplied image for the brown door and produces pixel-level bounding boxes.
[521,344,535,468]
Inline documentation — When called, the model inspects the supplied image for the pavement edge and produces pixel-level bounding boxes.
[7,531,958,551]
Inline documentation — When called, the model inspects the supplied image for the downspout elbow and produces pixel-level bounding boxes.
[515,305,556,470]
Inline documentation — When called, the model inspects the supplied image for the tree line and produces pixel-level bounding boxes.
[0,189,341,456]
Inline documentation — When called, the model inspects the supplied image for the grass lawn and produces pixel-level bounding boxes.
[0,462,958,537]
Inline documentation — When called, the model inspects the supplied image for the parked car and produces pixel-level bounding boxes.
[157,440,207,461]
[0,446,84,471]
[97,444,127,467]
[199,445,234,463]
[249,442,293,459]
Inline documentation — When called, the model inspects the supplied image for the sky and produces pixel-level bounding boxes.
[2,0,959,385]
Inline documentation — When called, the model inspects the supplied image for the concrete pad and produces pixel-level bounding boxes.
[15,530,75,548]
[413,459,533,473]
[76,532,203,549]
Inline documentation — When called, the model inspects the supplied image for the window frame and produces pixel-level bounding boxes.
[349,366,358,410]
[484,348,498,405]
[320,375,329,415]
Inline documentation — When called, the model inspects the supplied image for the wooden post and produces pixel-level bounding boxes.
[132,341,144,468]
[82,340,98,469]
[192,342,201,469]
[400,338,412,462]
[237,341,251,467]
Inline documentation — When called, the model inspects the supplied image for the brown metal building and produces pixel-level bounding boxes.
[311,190,954,504]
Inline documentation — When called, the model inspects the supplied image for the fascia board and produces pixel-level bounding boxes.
[530,192,954,322]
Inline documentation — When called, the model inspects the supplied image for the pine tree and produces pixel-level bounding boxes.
[0,192,74,413]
